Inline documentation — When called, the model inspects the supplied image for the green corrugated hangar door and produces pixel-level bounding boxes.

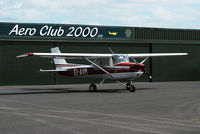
[0,41,55,86]
[0,41,150,86]
[152,44,200,81]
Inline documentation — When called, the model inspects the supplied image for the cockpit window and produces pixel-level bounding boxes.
[112,54,129,64]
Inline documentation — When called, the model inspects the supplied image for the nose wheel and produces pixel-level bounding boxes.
[126,82,136,92]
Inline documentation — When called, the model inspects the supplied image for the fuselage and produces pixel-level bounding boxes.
[56,62,145,80]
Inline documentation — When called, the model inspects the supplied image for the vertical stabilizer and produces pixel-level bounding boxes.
[50,47,67,68]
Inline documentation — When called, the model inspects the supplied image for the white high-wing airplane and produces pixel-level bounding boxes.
[17,47,188,92]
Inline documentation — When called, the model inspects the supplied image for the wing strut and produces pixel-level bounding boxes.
[85,58,113,78]
[116,81,126,87]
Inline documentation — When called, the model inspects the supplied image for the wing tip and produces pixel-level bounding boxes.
[179,53,188,56]
[16,53,34,58]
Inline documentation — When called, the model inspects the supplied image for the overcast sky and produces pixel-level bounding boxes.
[1,0,200,29]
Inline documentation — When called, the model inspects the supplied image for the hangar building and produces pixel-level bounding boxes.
[0,22,200,86]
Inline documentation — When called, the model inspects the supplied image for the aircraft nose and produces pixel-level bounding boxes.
[139,63,145,70]
[136,71,143,77]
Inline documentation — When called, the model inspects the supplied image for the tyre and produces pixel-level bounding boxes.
[89,84,97,92]
[130,85,136,92]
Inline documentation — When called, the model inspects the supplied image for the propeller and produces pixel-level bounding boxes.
[138,57,152,79]
[130,57,151,80]
[144,69,152,79]
[130,57,138,64]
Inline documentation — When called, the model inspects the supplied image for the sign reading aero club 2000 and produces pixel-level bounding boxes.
[0,23,134,40]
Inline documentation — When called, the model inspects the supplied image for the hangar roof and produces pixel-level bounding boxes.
[0,22,200,44]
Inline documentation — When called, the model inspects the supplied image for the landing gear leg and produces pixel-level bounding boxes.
[130,84,136,92]
[126,81,136,92]
[89,79,105,92]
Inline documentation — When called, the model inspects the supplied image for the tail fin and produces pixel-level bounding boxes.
[50,47,67,69]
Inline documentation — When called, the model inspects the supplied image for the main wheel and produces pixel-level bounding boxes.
[130,84,136,92]
[89,84,97,92]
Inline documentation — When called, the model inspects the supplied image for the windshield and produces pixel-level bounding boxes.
[112,54,129,64]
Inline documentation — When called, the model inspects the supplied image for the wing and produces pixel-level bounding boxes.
[16,53,113,59]
[17,52,188,59]
[128,53,188,58]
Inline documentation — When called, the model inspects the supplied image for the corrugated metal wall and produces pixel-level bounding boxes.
[0,41,55,85]
[0,41,150,86]
[152,44,200,81]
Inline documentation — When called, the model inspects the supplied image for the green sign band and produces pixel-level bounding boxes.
[0,23,134,40]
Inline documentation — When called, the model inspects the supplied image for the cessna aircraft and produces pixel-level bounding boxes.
[17,47,188,92]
